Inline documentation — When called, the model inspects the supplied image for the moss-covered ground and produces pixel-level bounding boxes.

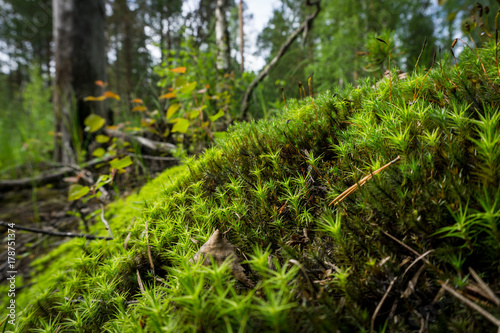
[7,42,500,332]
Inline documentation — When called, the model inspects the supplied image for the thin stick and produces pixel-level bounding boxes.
[380,230,430,265]
[371,276,397,333]
[124,217,136,251]
[329,156,400,206]
[439,282,500,328]
[145,220,155,275]
[414,37,427,100]
[415,51,436,100]
[469,267,500,306]
[0,221,112,240]
[100,203,114,239]
[281,86,287,108]
[136,269,145,293]
[402,250,434,277]
[125,153,178,161]
[495,12,500,80]
[376,38,392,103]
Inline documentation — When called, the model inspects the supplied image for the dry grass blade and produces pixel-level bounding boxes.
[100,203,114,239]
[145,220,155,275]
[330,156,400,206]
[371,276,397,333]
[439,282,500,328]
[402,250,434,277]
[123,217,136,251]
[136,269,145,293]
[469,267,500,306]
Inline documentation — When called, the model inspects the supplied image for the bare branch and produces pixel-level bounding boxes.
[0,156,113,191]
[0,221,112,241]
[240,0,321,119]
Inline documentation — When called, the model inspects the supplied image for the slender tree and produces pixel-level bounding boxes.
[239,0,244,73]
[215,0,231,73]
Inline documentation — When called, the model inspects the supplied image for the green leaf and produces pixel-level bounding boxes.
[180,81,197,94]
[166,103,181,119]
[209,110,225,122]
[171,118,190,133]
[213,132,227,140]
[174,77,187,89]
[95,135,110,143]
[110,156,133,170]
[92,148,106,158]
[84,114,106,132]
[95,174,111,190]
[68,185,90,201]
[188,110,200,119]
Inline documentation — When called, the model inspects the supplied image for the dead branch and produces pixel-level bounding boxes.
[0,156,113,191]
[105,129,176,152]
[0,221,112,240]
[125,153,178,161]
[240,0,321,119]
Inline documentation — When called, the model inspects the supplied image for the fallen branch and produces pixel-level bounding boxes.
[0,221,112,240]
[125,153,178,161]
[240,0,321,119]
[105,129,176,152]
[0,156,113,191]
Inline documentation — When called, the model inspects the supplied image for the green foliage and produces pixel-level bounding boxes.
[0,67,53,173]
[14,38,500,333]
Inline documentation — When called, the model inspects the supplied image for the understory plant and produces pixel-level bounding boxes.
[11,39,500,332]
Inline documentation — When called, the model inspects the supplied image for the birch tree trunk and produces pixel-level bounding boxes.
[53,0,109,163]
[215,0,230,73]
[239,0,244,73]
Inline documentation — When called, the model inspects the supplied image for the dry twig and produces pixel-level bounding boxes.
[439,282,500,330]
[0,221,112,240]
[330,156,400,206]
[371,276,398,333]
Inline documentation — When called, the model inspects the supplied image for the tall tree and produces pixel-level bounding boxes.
[52,0,109,163]
[215,0,231,73]
[238,0,244,73]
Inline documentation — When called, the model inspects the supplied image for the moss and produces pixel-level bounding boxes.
[14,43,500,332]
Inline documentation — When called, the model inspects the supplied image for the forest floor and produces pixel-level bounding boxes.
[0,158,175,291]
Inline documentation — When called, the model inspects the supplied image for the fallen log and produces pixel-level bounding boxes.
[104,129,177,152]
[0,156,113,191]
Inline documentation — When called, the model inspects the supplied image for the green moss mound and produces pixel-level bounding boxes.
[16,43,500,332]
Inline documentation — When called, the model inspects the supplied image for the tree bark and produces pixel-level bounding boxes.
[53,0,109,163]
[215,0,230,73]
[239,0,244,73]
[53,0,76,164]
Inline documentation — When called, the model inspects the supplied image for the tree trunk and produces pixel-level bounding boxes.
[53,0,76,164]
[53,0,109,163]
[238,0,244,73]
[119,0,132,101]
[215,0,230,73]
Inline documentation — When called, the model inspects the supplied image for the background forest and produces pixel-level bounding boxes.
[2,0,500,332]
[0,0,491,173]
